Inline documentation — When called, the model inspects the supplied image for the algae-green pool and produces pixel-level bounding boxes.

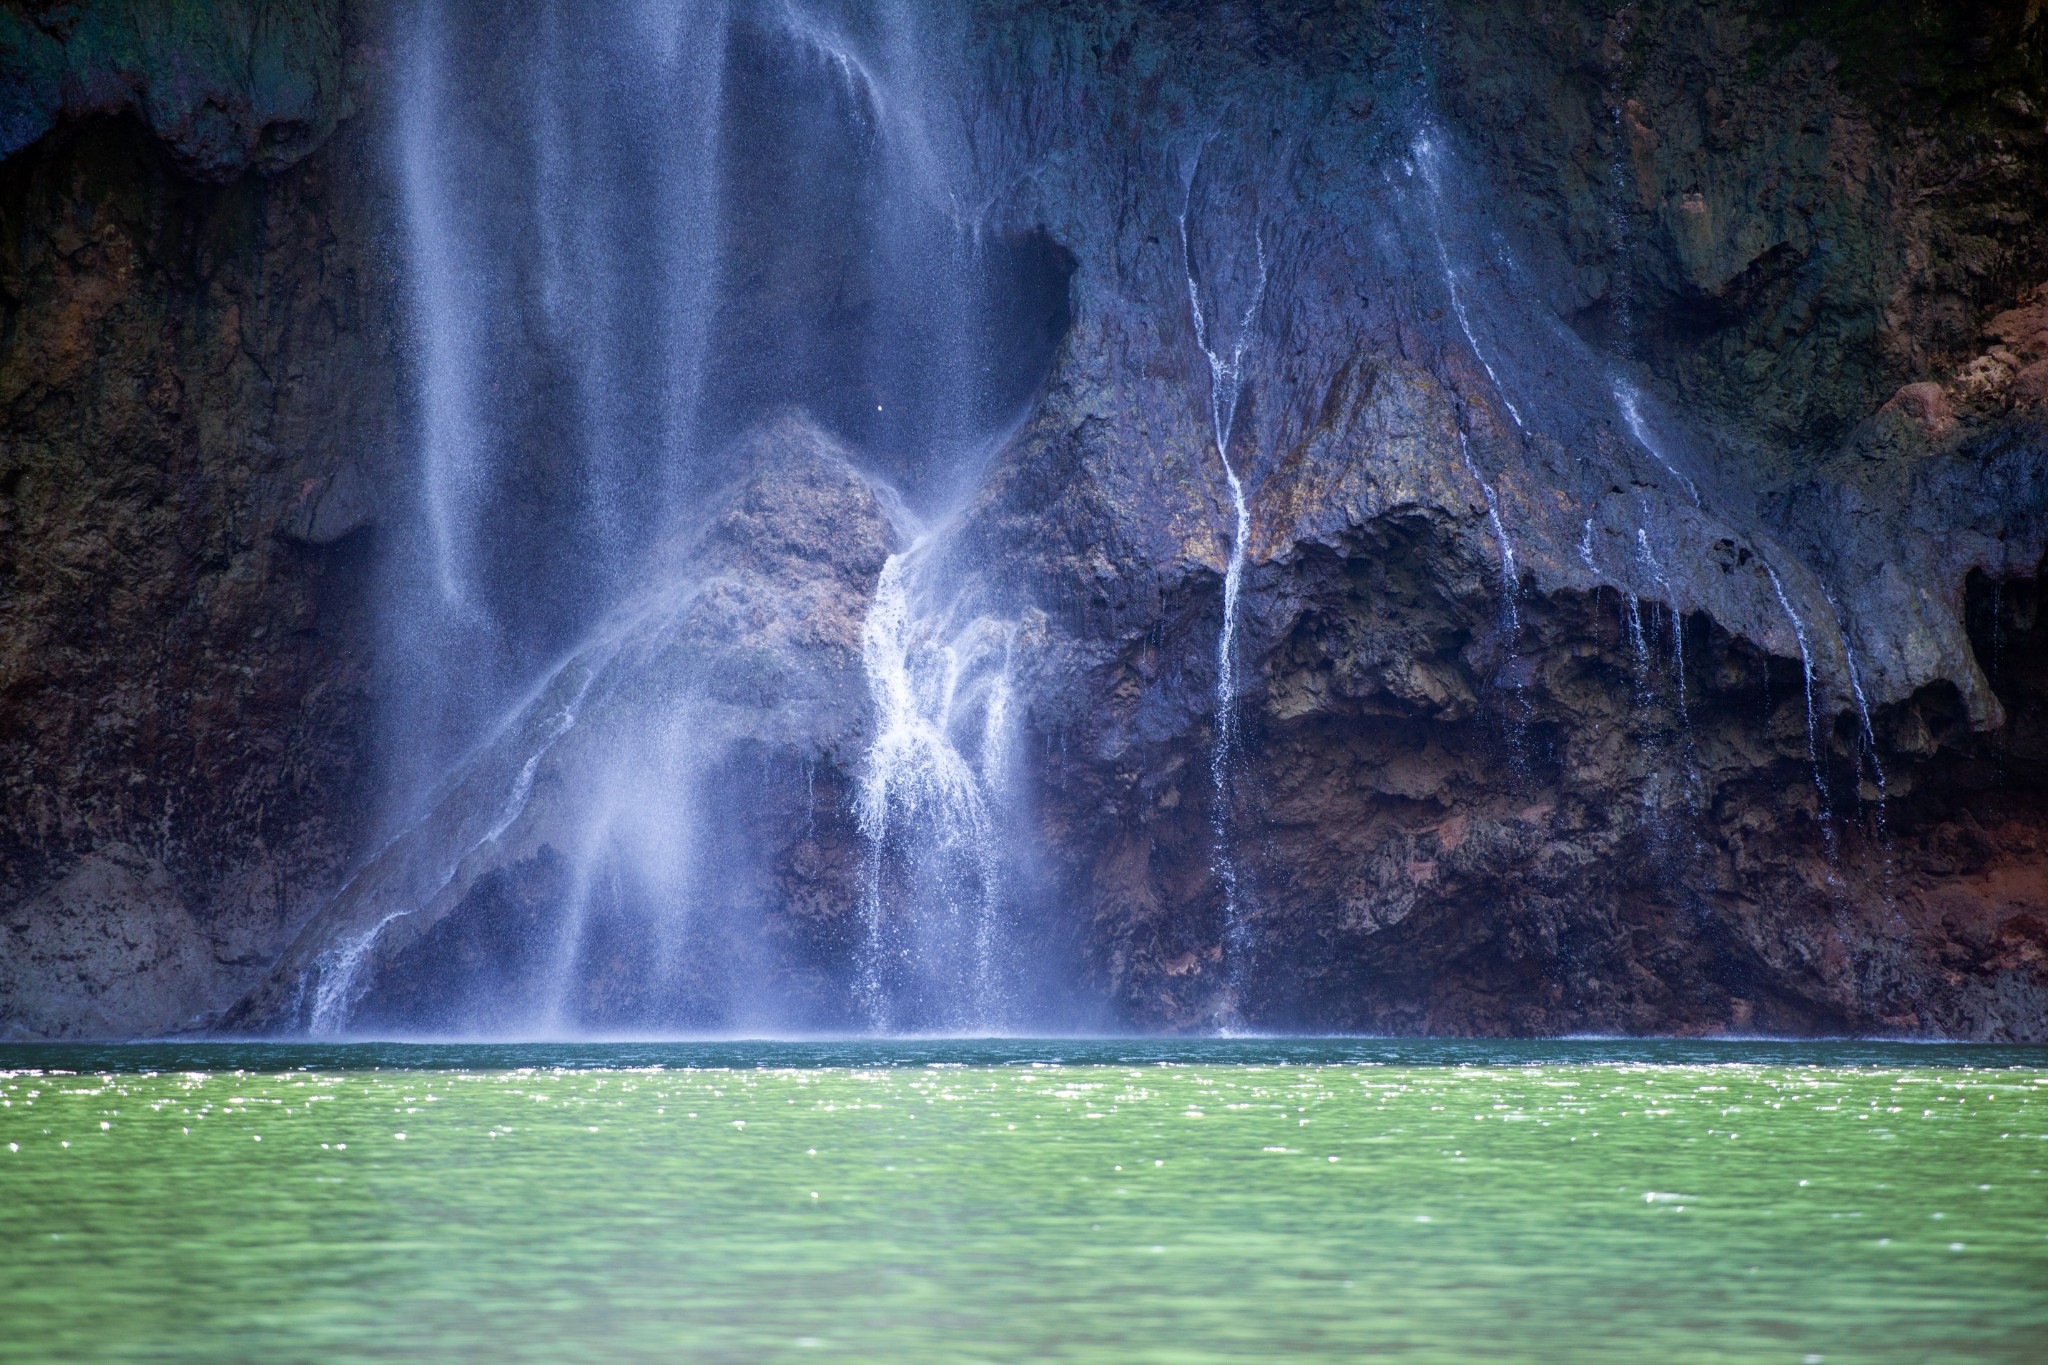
[2,1040,2044,1362]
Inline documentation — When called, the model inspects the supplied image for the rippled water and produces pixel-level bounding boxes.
[2,1040,2044,1361]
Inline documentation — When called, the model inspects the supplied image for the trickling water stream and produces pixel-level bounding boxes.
[1412,129,1528,434]
[1820,582,1900,914]
[1179,152,1269,1013]
[1457,432,1521,636]
[1763,561,1843,878]
[1613,380,1704,510]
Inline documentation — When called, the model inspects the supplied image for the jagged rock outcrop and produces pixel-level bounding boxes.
[0,0,354,174]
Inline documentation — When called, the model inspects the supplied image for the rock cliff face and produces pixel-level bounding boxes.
[0,0,394,1036]
[6,0,2048,1039]
[942,0,2048,1035]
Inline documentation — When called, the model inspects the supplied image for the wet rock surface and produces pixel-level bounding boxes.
[5,0,2048,1038]
[0,3,395,1035]
[929,0,2048,1038]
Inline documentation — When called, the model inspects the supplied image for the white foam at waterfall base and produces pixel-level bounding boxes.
[856,546,1020,1030]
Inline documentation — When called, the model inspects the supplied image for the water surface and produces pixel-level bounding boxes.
[3,1040,2044,1361]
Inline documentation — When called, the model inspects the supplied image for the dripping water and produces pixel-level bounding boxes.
[1459,431,1520,636]
[1636,529,1703,818]
[1459,430,1532,773]
[1178,158,1268,1016]
[1820,583,1901,921]
[1412,129,1527,433]
[1763,562,1842,880]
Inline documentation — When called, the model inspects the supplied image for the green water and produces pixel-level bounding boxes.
[2,1041,2044,1362]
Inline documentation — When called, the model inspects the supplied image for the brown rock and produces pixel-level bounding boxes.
[1878,381,1957,439]
[1986,290,2048,361]
[2014,359,2048,407]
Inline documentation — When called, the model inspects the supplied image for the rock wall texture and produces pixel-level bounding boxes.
[6,0,2048,1039]
[934,0,2048,1036]
[945,0,2048,1037]
[0,0,395,1037]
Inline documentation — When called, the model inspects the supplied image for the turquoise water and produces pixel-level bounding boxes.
[2,1040,2044,1361]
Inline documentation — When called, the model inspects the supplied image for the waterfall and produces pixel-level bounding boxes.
[856,545,1021,1031]
[376,0,742,1032]
[387,0,733,810]
[270,0,1921,1042]
[394,2,485,618]
[314,0,1069,1035]
[1178,154,1269,1014]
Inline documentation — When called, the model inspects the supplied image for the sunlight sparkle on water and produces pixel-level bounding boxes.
[0,1040,2043,1361]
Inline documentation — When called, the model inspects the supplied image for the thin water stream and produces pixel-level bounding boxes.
[1413,129,1528,434]
[1764,562,1843,878]
[1178,159,1269,1012]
